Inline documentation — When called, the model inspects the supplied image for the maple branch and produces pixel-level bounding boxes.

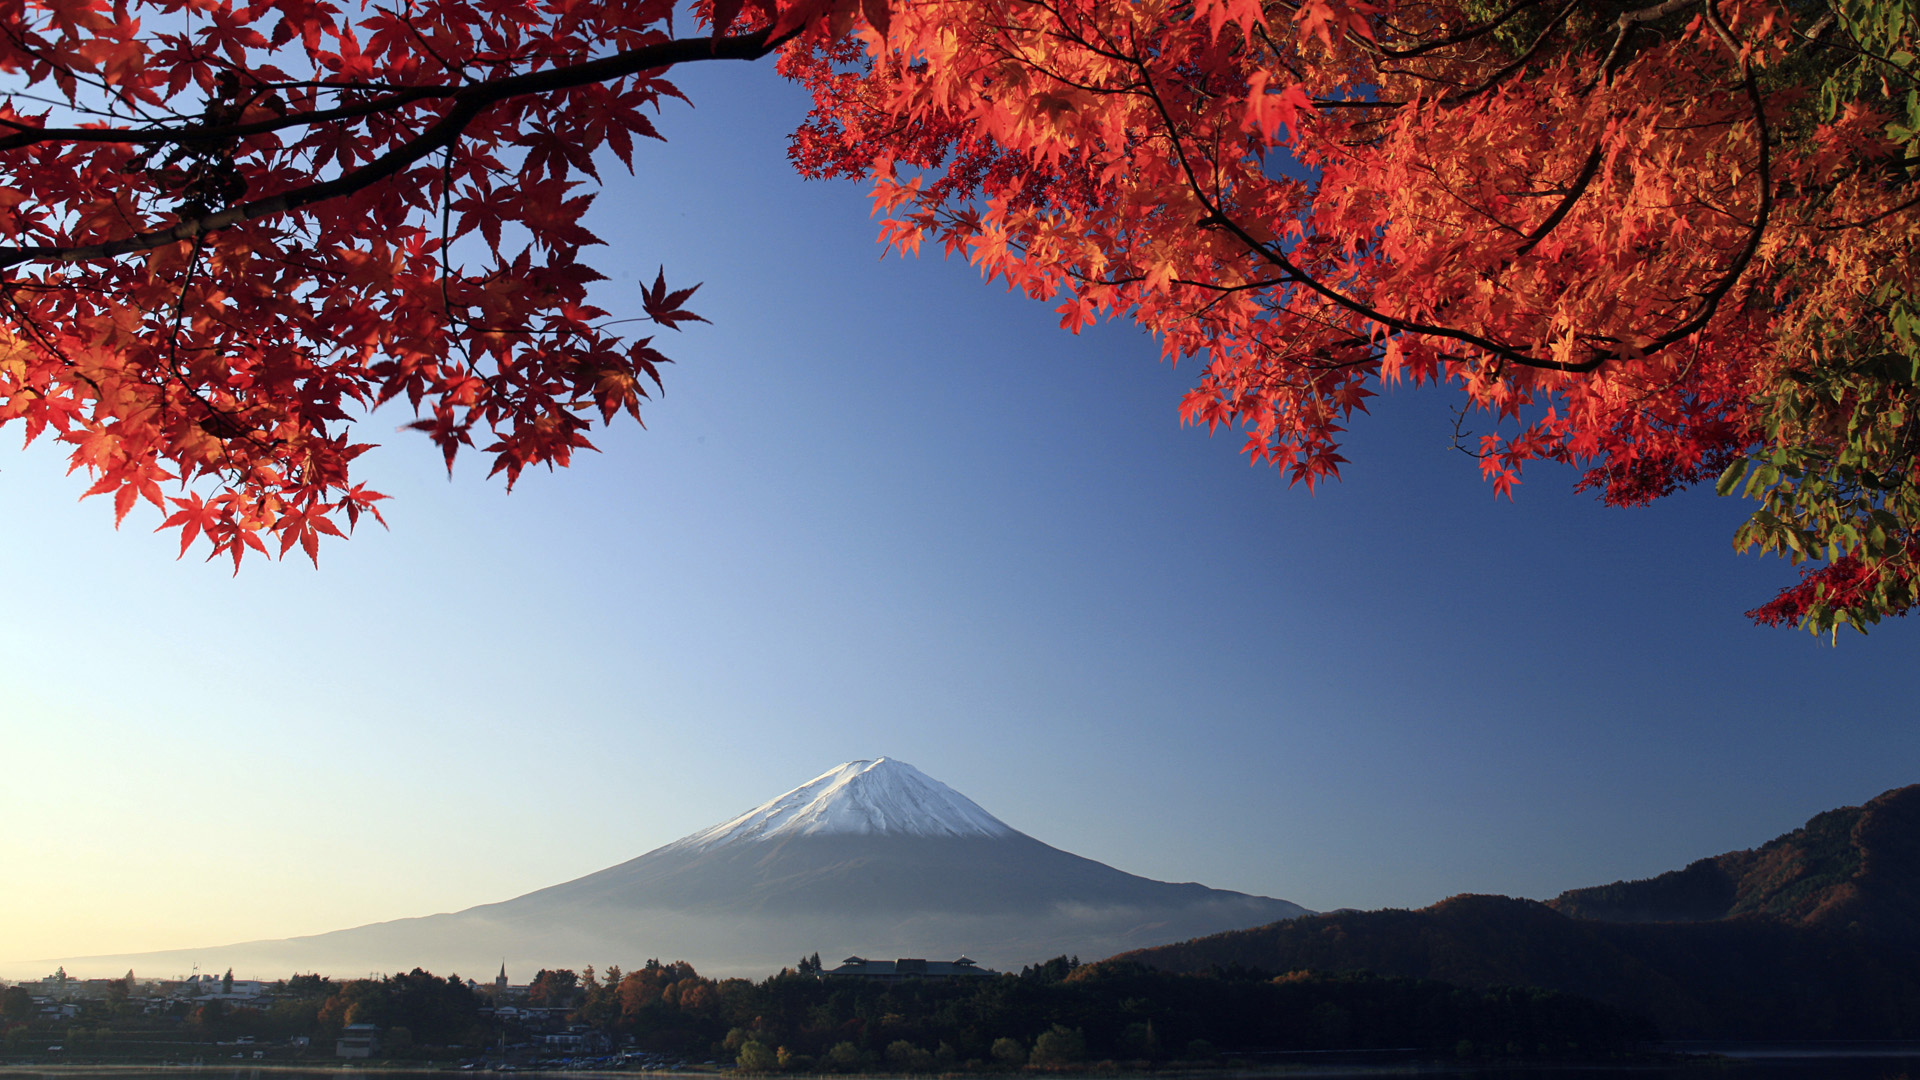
[1425,163,1529,237]
[1640,0,1771,353]
[1449,402,1495,458]
[1357,0,1578,103]
[0,19,143,117]
[1132,55,1595,372]
[162,232,205,388]
[1123,0,1776,378]
[1817,188,1920,230]
[1600,0,1699,80]
[1368,0,1555,57]
[0,86,457,152]
[1790,10,1837,44]
[1437,0,1582,104]
[398,0,479,86]
[0,288,95,395]
[1514,142,1604,256]
[436,140,487,383]
[0,25,795,269]
[157,232,273,455]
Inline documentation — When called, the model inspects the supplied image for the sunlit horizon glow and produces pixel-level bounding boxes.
[2,60,1915,982]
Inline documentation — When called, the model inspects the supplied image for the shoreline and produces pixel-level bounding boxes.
[2,1044,1918,1078]
[0,1055,1639,1073]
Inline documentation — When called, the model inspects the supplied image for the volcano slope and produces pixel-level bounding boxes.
[38,759,1309,979]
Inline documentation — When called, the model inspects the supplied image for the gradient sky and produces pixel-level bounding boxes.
[2,56,1916,979]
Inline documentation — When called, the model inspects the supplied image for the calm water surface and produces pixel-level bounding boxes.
[0,1051,1916,1080]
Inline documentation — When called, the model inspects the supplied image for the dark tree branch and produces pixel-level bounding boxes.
[1126,0,1774,377]
[1818,188,1920,230]
[1600,0,1698,79]
[1132,52,1594,371]
[1439,0,1583,104]
[1515,142,1604,256]
[1369,0,1554,57]
[0,25,796,269]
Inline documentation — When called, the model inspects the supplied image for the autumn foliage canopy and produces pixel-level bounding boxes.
[0,0,1914,631]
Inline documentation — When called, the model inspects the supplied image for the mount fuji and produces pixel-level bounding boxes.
[38,759,1310,978]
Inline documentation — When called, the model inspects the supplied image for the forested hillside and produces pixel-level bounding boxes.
[1549,784,1920,940]
[1118,786,1920,1038]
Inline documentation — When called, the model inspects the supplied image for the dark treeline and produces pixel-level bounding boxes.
[496,956,1648,1067]
[693,960,1654,1070]
[160,970,490,1050]
[2,969,489,1058]
[7,958,1653,1067]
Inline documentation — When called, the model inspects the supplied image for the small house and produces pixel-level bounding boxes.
[336,1024,380,1059]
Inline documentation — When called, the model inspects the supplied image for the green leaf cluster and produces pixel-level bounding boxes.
[1822,0,1920,145]
[1722,289,1920,633]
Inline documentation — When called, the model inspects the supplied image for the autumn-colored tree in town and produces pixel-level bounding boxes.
[0,0,1912,630]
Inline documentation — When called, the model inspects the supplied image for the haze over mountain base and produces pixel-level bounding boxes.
[18,760,1309,979]
[41,894,1299,981]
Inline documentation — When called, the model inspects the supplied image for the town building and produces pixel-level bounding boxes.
[177,973,267,1000]
[824,956,993,982]
[336,1023,380,1059]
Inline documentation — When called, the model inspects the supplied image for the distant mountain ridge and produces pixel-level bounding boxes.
[1113,785,1920,1039]
[1547,783,1920,940]
[27,758,1310,980]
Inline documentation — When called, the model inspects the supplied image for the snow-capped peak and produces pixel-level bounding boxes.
[672,758,1015,851]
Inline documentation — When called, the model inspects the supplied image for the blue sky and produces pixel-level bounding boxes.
[0,56,1915,974]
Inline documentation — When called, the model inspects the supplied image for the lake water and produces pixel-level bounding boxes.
[0,1047,1915,1080]
[1224,1045,1920,1080]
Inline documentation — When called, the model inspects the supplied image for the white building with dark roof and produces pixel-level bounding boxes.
[825,956,992,982]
